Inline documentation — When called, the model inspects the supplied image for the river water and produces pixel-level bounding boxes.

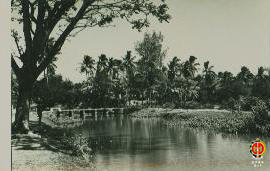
[75,116,270,171]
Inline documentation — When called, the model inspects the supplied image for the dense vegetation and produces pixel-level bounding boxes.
[12,31,270,111]
[163,104,270,136]
[11,0,171,133]
[76,32,270,109]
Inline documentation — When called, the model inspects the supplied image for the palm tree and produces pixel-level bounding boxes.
[167,57,182,103]
[96,54,108,75]
[122,51,136,105]
[37,54,57,85]
[203,61,215,77]
[174,77,199,106]
[122,51,136,78]
[41,38,59,85]
[201,61,217,103]
[168,56,182,82]
[107,57,115,78]
[80,55,95,78]
[182,56,200,79]
[257,67,265,78]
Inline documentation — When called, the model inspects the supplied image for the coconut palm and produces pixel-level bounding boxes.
[257,67,265,78]
[203,61,215,78]
[106,57,122,80]
[201,61,217,103]
[80,55,95,78]
[122,51,136,78]
[168,56,182,82]
[39,38,59,85]
[107,57,115,78]
[122,51,136,105]
[182,56,200,79]
[96,54,108,74]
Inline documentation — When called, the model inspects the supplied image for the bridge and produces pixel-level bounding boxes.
[46,108,134,121]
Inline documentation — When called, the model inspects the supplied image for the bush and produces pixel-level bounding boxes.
[251,99,268,122]
[162,102,175,109]
[203,103,215,109]
[226,97,236,111]
[240,96,260,111]
[267,99,270,109]
[183,101,201,109]
[125,106,140,114]
[250,99,270,135]
[62,132,93,160]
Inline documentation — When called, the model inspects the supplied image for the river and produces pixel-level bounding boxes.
[74,116,270,171]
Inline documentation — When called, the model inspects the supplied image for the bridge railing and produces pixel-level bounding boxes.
[43,108,130,121]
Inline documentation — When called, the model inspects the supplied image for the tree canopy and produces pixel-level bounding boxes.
[11,0,171,133]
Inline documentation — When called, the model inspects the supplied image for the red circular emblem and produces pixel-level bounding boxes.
[250,138,266,158]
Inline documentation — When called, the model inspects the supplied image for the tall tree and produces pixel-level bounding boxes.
[122,51,136,105]
[168,56,182,83]
[233,66,254,98]
[236,66,254,86]
[182,56,200,79]
[200,61,217,103]
[80,55,95,78]
[122,51,136,79]
[167,56,182,102]
[252,67,270,99]
[135,31,167,104]
[216,71,235,102]
[11,0,171,133]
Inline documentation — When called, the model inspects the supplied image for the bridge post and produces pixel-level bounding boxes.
[94,109,97,119]
[68,110,72,117]
[80,110,84,120]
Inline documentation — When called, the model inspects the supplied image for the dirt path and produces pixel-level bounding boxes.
[12,112,95,171]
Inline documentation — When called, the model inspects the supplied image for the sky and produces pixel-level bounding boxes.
[43,0,270,82]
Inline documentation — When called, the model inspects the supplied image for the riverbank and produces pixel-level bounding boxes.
[130,108,231,118]
[12,113,95,171]
[131,108,270,136]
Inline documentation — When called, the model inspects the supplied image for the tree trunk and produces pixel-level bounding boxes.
[12,82,33,134]
[37,106,43,127]
[38,114,42,127]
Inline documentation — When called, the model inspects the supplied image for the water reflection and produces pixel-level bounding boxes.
[73,116,270,171]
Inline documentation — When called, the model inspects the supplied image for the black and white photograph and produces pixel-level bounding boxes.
[6,0,270,170]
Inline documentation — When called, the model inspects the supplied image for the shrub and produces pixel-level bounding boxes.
[162,102,175,109]
[203,103,215,109]
[240,96,260,111]
[227,97,236,111]
[250,99,270,136]
[183,101,201,109]
[62,132,93,160]
[125,106,140,114]
[267,99,270,109]
[251,99,268,122]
